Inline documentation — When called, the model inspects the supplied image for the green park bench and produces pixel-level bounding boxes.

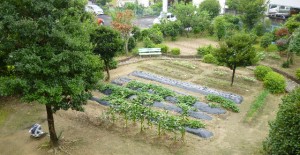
[138,48,162,57]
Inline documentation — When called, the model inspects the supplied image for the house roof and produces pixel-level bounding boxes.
[269,0,300,8]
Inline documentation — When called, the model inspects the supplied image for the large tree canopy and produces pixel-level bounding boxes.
[171,2,210,37]
[199,0,220,19]
[91,26,123,80]
[214,33,257,86]
[226,0,265,29]
[0,0,103,146]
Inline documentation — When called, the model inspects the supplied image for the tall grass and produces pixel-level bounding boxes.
[244,90,269,123]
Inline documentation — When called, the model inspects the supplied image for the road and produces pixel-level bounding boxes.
[98,15,156,29]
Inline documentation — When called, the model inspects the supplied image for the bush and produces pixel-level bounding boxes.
[203,54,217,64]
[171,48,180,55]
[296,68,300,80]
[197,45,216,58]
[128,37,136,51]
[108,59,118,69]
[263,71,286,93]
[263,88,300,154]
[132,26,142,41]
[155,44,169,53]
[254,23,265,36]
[276,38,288,51]
[254,65,273,81]
[281,61,290,68]
[260,33,273,48]
[275,27,289,38]
[143,37,155,48]
[147,28,164,44]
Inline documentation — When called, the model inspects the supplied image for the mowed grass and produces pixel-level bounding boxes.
[244,90,269,123]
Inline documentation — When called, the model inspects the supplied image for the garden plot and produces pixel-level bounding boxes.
[130,70,243,104]
[91,83,214,139]
[207,68,258,86]
[138,64,193,80]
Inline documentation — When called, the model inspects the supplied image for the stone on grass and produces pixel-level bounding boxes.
[90,97,110,106]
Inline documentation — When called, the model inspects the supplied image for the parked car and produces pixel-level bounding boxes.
[153,12,177,24]
[85,4,104,15]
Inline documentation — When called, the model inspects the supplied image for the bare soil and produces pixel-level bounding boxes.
[0,59,282,155]
[165,38,218,55]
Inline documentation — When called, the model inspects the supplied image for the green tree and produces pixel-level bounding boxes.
[199,0,220,19]
[91,26,123,81]
[0,0,103,147]
[172,2,210,37]
[263,88,300,154]
[227,0,265,29]
[96,0,112,6]
[288,28,300,56]
[214,33,257,86]
[284,14,300,33]
[112,10,135,55]
[213,16,227,40]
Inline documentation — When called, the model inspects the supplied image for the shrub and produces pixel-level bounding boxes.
[254,23,265,36]
[156,44,169,53]
[263,72,286,93]
[197,45,216,58]
[254,65,273,81]
[281,61,290,68]
[263,88,300,154]
[143,37,155,48]
[296,68,300,80]
[205,95,239,112]
[132,26,142,41]
[276,38,288,51]
[275,27,289,38]
[158,20,182,41]
[260,33,273,48]
[171,48,180,55]
[128,37,136,51]
[256,51,266,61]
[203,54,218,64]
[108,59,118,69]
[268,53,281,59]
[147,28,164,44]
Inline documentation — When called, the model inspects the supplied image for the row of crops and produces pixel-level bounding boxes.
[93,80,240,139]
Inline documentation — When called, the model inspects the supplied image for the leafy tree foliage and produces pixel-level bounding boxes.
[227,0,265,29]
[171,2,210,37]
[96,0,112,6]
[213,16,226,40]
[112,9,135,55]
[91,26,123,81]
[263,88,300,154]
[284,14,300,33]
[199,0,220,19]
[0,0,103,147]
[288,28,300,55]
[214,33,257,86]
[260,33,273,48]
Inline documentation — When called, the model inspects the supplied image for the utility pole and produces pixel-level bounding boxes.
[163,0,168,13]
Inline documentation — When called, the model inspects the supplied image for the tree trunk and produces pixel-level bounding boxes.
[125,36,129,55]
[231,64,236,87]
[104,61,110,81]
[46,105,59,147]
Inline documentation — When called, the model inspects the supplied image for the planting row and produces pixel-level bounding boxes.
[97,83,213,120]
[130,70,244,104]
[91,83,214,138]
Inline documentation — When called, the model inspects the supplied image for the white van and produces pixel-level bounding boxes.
[85,4,104,15]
